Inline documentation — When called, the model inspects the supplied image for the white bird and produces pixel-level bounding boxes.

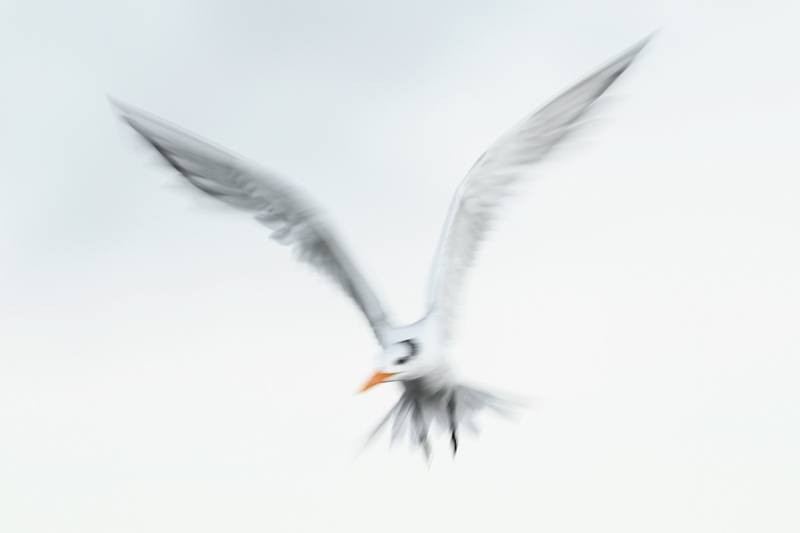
[113,36,650,460]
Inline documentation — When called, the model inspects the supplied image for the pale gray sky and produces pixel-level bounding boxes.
[1,1,799,532]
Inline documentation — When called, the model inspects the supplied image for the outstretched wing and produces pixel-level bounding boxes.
[113,100,392,346]
[427,36,651,341]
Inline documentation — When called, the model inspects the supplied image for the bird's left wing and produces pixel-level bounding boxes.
[112,100,392,346]
[427,36,651,342]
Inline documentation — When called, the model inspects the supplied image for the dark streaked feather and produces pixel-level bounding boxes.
[112,99,391,345]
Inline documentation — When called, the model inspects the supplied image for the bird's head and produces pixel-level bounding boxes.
[359,339,427,392]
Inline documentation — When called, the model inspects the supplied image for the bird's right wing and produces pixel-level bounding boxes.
[113,100,392,346]
[427,36,651,342]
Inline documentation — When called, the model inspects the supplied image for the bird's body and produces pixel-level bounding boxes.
[113,36,651,459]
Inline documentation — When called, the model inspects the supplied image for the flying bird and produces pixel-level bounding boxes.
[112,36,650,460]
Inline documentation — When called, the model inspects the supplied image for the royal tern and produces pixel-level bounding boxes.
[113,36,650,459]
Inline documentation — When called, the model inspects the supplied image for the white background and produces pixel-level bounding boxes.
[1,1,799,531]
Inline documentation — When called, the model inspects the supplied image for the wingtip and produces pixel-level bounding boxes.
[586,31,656,82]
[106,95,140,125]
[106,94,127,113]
[625,30,659,57]
[106,97,158,126]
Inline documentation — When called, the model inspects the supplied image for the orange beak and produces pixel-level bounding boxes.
[358,371,397,393]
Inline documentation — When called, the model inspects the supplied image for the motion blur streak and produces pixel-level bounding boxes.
[113,35,651,461]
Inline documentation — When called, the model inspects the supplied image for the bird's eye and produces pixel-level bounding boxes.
[400,339,419,357]
[393,339,418,366]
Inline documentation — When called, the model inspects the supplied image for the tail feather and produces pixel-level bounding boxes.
[390,399,413,446]
[365,383,526,460]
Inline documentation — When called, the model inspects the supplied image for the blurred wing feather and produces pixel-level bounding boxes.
[113,100,391,345]
[427,36,651,341]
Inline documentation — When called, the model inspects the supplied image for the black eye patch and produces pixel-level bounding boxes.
[395,339,419,365]
[401,339,418,357]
